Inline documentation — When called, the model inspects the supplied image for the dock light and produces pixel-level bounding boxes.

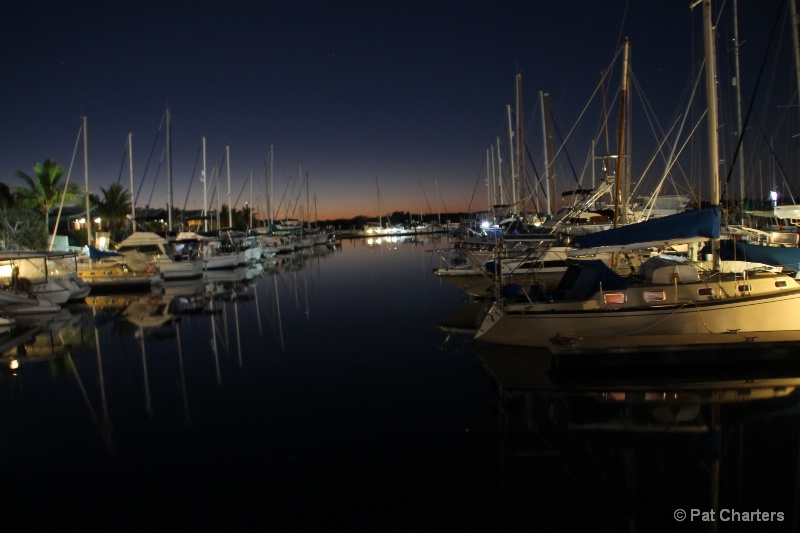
[0,264,12,278]
[480,220,490,229]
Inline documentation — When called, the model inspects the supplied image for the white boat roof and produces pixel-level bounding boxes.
[117,232,169,247]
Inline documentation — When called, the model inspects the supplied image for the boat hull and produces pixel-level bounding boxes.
[476,278,800,348]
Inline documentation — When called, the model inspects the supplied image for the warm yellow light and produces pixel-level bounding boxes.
[94,217,101,224]
[0,264,13,278]
[9,359,19,370]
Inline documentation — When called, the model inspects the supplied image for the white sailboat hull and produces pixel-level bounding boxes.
[476,273,800,348]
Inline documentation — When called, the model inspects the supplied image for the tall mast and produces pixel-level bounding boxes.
[83,116,92,246]
[202,135,208,232]
[515,74,526,219]
[376,177,381,227]
[128,131,135,233]
[265,145,274,227]
[693,0,721,269]
[702,0,720,205]
[249,170,254,228]
[791,0,800,136]
[506,104,516,208]
[614,39,631,228]
[226,145,232,228]
[732,0,746,206]
[215,163,221,230]
[166,108,173,233]
[306,169,310,229]
[495,136,503,207]
[540,91,556,217]
[436,178,441,226]
[486,147,492,213]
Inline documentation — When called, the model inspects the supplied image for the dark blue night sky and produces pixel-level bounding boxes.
[1,1,795,220]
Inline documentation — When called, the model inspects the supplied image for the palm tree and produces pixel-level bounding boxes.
[13,159,83,232]
[96,183,131,242]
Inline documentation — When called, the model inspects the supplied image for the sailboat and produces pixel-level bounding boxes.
[474,1,800,353]
[114,109,204,281]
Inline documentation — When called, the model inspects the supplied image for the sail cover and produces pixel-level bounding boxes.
[714,239,800,272]
[572,206,720,250]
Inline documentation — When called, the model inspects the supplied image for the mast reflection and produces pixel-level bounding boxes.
[473,345,800,532]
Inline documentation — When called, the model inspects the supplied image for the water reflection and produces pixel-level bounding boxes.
[473,344,800,531]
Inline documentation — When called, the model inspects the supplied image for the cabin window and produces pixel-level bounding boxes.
[603,292,626,304]
[737,284,752,293]
[775,280,789,288]
[697,287,714,296]
[643,291,666,302]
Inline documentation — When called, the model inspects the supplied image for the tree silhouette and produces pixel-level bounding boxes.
[13,159,83,233]
[97,183,131,242]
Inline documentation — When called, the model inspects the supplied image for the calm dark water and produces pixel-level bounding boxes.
[2,236,799,532]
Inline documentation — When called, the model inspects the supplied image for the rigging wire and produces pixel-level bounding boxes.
[181,145,202,225]
[721,0,785,204]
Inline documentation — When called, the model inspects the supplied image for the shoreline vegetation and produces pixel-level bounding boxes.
[1,158,471,249]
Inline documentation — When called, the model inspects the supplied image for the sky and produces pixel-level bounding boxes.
[1,1,796,223]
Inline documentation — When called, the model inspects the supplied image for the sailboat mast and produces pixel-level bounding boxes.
[436,178,441,226]
[791,0,800,134]
[614,39,630,228]
[249,170,254,228]
[694,0,721,270]
[166,108,173,233]
[732,0,746,206]
[506,104,516,208]
[215,164,221,230]
[376,177,381,228]
[702,0,720,204]
[486,148,492,213]
[202,135,208,232]
[128,131,135,233]
[306,170,310,229]
[515,74,526,219]
[83,116,92,246]
[495,136,503,207]
[540,91,556,217]
[226,145,232,228]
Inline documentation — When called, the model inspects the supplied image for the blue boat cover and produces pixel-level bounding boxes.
[572,206,720,249]
[712,239,800,272]
[561,259,628,300]
[88,246,123,259]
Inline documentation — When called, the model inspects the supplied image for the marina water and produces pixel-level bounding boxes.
[2,235,799,531]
